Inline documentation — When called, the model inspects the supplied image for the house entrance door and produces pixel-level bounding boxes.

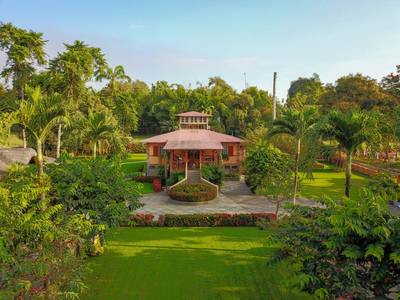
[188,150,200,169]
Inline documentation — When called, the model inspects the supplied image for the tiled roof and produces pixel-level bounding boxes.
[176,111,211,117]
[142,129,243,150]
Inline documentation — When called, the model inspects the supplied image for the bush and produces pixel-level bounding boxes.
[244,142,293,192]
[127,213,276,226]
[166,172,185,186]
[48,155,143,227]
[169,183,217,202]
[162,213,276,226]
[369,173,400,202]
[0,166,105,299]
[274,190,400,299]
[201,164,223,185]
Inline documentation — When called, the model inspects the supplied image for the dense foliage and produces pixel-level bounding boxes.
[244,141,293,192]
[200,164,223,185]
[0,166,104,299]
[272,191,400,299]
[48,156,142,227]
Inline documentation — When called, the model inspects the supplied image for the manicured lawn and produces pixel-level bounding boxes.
[300,164,369,201]
[121,153,147,175]
[83,227,311,300]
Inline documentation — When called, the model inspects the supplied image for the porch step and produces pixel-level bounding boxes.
[187,170,201,183]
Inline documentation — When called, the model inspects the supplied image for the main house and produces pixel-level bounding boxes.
[142,111,245,176]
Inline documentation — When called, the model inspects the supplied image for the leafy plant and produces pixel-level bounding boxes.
[272,190,400,299]
[201,164,223,185]
[48,155,142,227]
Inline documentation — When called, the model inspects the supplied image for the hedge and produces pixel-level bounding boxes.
[169,183,217,202]
[126,213,276,227]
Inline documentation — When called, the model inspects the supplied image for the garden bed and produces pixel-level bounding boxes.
[169,183,217,202]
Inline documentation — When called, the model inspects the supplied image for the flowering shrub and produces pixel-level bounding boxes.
[126,213,276,227]
[169,183,217,202]
[128,213,156,226]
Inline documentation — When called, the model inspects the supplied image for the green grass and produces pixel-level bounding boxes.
[131,134,153,143]
[136,182,154,194]
[121,153,147,175]
[83,227,311,300]
[300,165,369,201]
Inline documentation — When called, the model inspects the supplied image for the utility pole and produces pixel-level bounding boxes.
[243,72,248,89]
[272,72,277,120]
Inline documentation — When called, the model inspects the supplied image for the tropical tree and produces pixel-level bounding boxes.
[287,73,325,108]
[80,109,119,157]
[14,86,66,177]
[99,65,131,98]
[0,22,46,147]
[49,40,108,158]
[269,107,319,203]
[324,110,380,197]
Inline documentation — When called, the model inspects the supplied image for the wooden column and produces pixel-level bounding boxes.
[169,150,173,172]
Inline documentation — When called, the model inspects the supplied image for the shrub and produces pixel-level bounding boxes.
[169,183,217,202]
[369,173,400,202]
[127,213,276,226]
[273,190,400,299]
[48,155,142,227]
[201,164,223,185]
[0,166,105,299]
[166,172,185,186]
[162,213,276,226]
[127,213,156,226]
[244,142,293,192]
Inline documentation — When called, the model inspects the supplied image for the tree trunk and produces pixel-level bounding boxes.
[37,139,44,177]
[293,138,301,204]
[56,124,62,159]
[275,197,281,220]
[93,142,97,158]
[36,139,46,206]
[345,152,352,198]
[22,128,27,148]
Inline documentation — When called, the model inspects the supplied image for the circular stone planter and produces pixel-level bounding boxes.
[169,183,217,202]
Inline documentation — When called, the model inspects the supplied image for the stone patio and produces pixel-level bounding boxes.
[136,179,320,217]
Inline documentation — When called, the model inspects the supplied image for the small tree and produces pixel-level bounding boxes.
[324,110,380,197]
[269,107,319,203]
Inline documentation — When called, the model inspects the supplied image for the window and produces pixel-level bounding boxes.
[228,145,234,156]
[153,145,159,157]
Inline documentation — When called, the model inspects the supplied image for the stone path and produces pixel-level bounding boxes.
[136,179,320,217]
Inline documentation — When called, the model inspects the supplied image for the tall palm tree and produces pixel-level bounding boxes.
[269,107,319,203]
[81,110,118,158]
[15,86,67,177]
[97,65,131,98]
[324,110,379,197]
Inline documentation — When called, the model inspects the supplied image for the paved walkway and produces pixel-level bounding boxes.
[136,179,320,216]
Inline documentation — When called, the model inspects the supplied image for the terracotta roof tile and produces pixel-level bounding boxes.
[176,111,211,117]
[142,129,243,150]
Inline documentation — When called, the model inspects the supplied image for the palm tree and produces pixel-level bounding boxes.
[81,110,118,158]
[269,107,319,203]
[98,65,131,98]
[15,86,67,177]
[324,110,379,197]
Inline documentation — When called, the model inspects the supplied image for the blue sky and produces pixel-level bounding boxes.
[0,0,399,99]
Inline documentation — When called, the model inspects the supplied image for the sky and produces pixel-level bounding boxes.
[0,0,399,100]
